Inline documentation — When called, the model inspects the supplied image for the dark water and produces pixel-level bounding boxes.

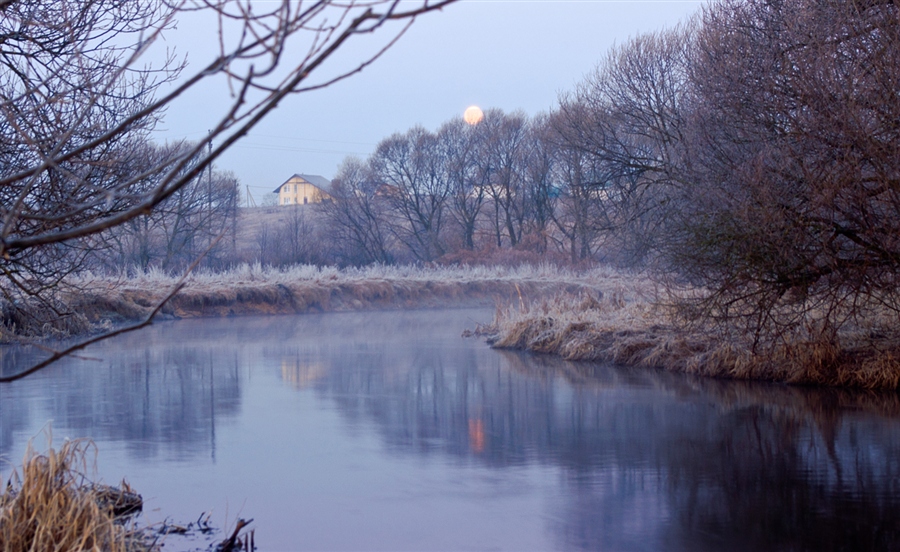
[2,308,900,551]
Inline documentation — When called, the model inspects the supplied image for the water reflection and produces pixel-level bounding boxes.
[1,309,899,550]
[292,334,900,549]
[0,334,243,462]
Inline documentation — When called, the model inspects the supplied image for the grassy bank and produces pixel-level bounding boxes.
[9,262,899,389]
[478,286,900,390]
[1,263,615,341]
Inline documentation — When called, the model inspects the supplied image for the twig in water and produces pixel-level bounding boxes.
[218,518,254,552]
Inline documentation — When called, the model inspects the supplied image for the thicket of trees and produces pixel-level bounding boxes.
[669,0,900,347]
[91,143,241,272]
[4,0,898,362]
[313,21,696,268]
[316,0,900,348]
[320,108,639,267]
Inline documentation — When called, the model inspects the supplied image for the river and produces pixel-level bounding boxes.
[1,308,899,551]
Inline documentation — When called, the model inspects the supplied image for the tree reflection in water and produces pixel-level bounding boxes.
[1,309,899,550]
[291,329,900,551]
[0,332,243,462]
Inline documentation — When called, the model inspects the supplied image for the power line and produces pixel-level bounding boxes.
[154,129,376,149]
[230,143,369,156]
[249,133,376,147]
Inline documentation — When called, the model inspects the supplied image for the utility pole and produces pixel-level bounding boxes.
[207,131,213,217]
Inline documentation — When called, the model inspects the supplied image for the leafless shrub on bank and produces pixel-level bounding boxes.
[662,0,900,350]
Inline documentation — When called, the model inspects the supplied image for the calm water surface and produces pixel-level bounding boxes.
[1,308,900,551]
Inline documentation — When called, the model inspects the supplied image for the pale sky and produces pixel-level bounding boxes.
[153,1,705,204]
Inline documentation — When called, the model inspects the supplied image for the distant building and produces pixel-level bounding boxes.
[273,174,332,205]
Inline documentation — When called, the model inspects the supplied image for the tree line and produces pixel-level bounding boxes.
[312,0,900,349]
[317,103,665,268]
[5,0,899,356]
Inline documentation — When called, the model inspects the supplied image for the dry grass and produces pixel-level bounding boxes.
[11,261,900,388]
[0,298,94,342]
[481,284,900,390]
[0,263,625,340]
[0,436,148,552]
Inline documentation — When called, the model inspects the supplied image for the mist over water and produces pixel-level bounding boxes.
[1,309,899,551]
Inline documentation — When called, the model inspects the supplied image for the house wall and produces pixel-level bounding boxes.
[278,177,329,205]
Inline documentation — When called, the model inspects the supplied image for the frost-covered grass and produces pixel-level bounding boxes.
[482,288,900,390]
[11,263,622,341]
[71,262,625,291]
[10,262,900,389]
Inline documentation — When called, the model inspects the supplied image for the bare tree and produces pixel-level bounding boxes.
[254,222,274,266]
[370,127,450,261]
[437,118,489,251]
[93,142,239,271]
[320,157,394,266]
[555,23,695,265]
[656,0,900,348]
[481,109,528,248]
[519,115,557,254]
[278,205,323,266]
[545,119,607,263]
[0,0,456,360]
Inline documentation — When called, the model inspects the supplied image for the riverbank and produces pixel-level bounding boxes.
[477,290,900,390]
[0,264,616,341]
[8,262,899,390]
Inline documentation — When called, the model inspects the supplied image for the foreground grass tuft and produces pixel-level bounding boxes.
[0,437,147,552]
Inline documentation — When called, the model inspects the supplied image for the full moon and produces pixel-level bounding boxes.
[463,105,484,125]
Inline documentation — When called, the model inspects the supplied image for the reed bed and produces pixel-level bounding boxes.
[74,262,615,290]
[0,438,147,552]
[10,262,899,388]
[480,286,900,390]
[0,263,625,341]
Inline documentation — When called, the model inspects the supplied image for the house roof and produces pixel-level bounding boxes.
[272,174,333,194]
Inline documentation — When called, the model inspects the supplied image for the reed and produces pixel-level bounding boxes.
[0,263,632,341]
[0,437,147,552]
[482,289,900,390]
